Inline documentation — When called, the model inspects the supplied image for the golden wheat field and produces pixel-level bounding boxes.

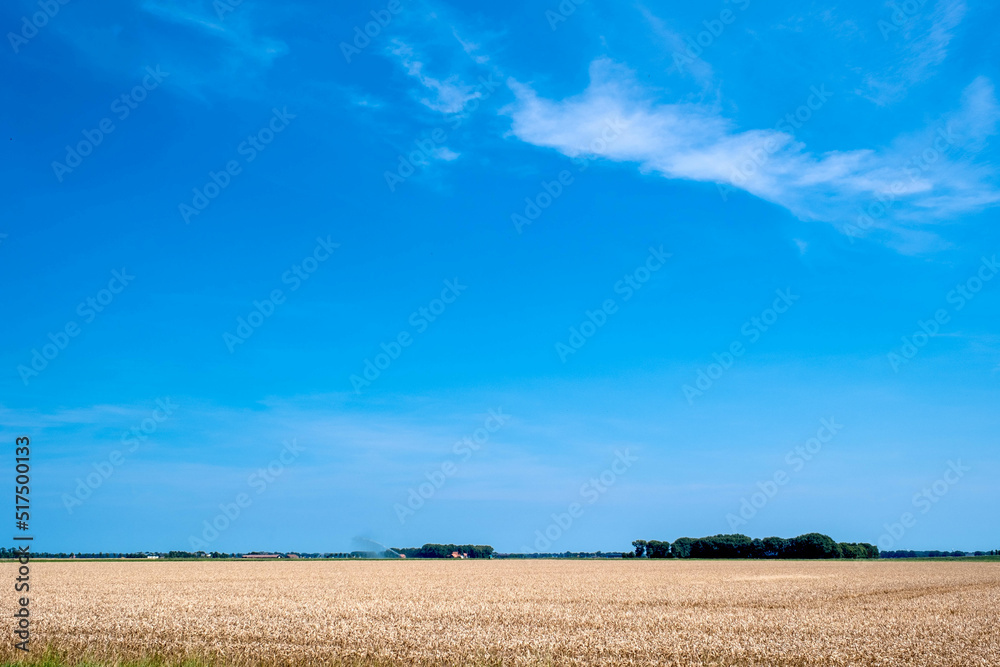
[2,560,999,666]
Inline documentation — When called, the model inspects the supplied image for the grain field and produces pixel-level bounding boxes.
[2,560,998,666]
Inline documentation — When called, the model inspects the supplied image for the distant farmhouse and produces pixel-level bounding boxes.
[392,544,494,559]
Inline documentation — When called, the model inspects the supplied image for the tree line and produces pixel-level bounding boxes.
[882,550,998,558]
[391,544,494,558]
[628,533,879,559]
[0,549,162,559]
[0,549,399,560]
[493,552,625,559]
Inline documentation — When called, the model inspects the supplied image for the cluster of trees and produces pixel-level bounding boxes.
[322,552,377,559]
[0,550,377,560]
[881,550,998,558]
[493,552,625,559]
[10,544,997,561]
[167,551,237,559]
[1,548,501,560]
[163,551,385,559]
[627,534,879,559]
[391,544,494,558]
[0,549,165,559]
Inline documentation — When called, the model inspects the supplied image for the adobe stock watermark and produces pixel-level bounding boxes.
[877,460,970,551]
[17,268,135,386]
[545,0,585,30]
[7,0,72,54]
[887,255,997,372]
[511,116,628,234]
[179,107,295,224]
[189,439,304,550]
[526,449,638,552]
[213,0,245,20]
[350,278,467,393]
[223,236,339,353]
[845,124,960,240]
[385,129,449,192]
[725,417,843,530]
[672,0,752,73]
[555,246,671,363]
[51,66,169,182]
[718,84,833,201]
[339,0,404,63]
[393,408,510,524]
[61,398,178,514]
[385,72,502,192]
[878,0,929,40]
[683,288,799,404]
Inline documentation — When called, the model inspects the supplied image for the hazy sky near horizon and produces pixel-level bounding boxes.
[2,0,999,553]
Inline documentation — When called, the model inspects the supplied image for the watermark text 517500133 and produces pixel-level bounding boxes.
[13,436,33,652]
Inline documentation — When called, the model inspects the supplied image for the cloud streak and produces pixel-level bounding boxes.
[42,0,291,101]
[389,40,483,114]
[140,0,289,67]
[865,0,967,105]
[503,59,1000,239]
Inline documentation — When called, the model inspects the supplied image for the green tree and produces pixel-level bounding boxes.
[838,543,864,559]
[760,537,787,558]
[784,533,842,559]
[646,540,671,558]
[670,538,695,558]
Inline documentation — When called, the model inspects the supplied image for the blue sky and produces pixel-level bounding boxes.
[2,0,999,554]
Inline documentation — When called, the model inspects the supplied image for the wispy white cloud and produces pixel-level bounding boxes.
[953,75,1000,142]
[451,27,490,65]
[48,0,289,101]
[0,403,145,429]
[389,40,483,114]
[864,0,966,105]
[637,4,714,89]
[140,0,289,67]
[503,59,1000,240]
[347,90,385,110]
[433,147,461,161]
